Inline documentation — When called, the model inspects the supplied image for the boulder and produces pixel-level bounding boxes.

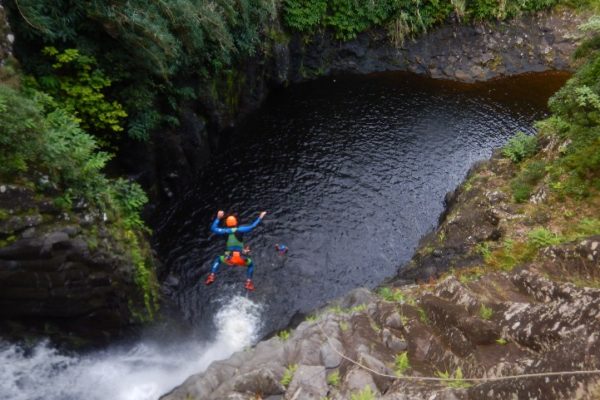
[285,365,327,400]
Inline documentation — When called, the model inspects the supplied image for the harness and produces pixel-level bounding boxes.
[224,229,249,266]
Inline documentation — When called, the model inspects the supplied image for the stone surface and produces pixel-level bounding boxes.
[286,365,327,400]
[0,185,154,346]
[161,233,600,399]
[118,8,587,204]
[320,338,342,368]
[161,129,600,399]
[290,9,585,84]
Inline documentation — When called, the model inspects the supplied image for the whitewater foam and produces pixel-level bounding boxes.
[0,295,262,400]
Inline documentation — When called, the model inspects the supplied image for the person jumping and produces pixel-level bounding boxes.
[205,210,267,291]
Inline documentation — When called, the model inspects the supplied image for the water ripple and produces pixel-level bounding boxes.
[155,71,567,338]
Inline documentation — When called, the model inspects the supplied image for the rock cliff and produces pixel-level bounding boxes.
[161,238,600,399]
[0,3,158,347]
[137,8,588,203]
[0,184,157,346]
[290,8,586,83]
[161,146,600,398]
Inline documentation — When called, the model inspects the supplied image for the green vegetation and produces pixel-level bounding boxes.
[503,131,538,163]
[479,304,493,320]
[496,338,509,345]
[339,320,350,332]
[327,370,341,386]
[473,239,535,272]
[370,320,381,333]
[281,364,298,387]
[283,0,562,42]
[510,160,546,202]
[475,242,493,262]
[305,314,318,322]
[377,287,405,303]
[277,329,291,341]
[394,351,410,376]
[351,385,376,400]
[417,306,430,324]
[327,305,345,314]
[534,16,600,199]
[457,266,486,283]
[6,0,574,148]
[349,304,367,313]
[7,0,278,141]
[0,81,157,320]
[1,84,130,214]
[574,218,600,236]
[29,47,127,143]
[436,367,471,388]
[527,227,562,248]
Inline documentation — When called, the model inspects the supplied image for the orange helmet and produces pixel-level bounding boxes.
[225,215,238,227]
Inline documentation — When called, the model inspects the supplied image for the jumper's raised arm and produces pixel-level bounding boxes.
[205,210,267,291]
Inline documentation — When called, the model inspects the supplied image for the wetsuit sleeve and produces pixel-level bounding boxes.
[236,217,263,233]
[210,218,233,235]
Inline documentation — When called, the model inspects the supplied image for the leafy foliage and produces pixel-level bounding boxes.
[0,83,156,317]
[305,314,318,322]
[527,228,562,248]
[394,352,410,376]
[339,320,350,331]
[479,304,493,320]
[280,364,298,387]
[327,370,341,386]
[377,286,405,302]
[575,218,600,236]
[30,47,127,143]
[0,85,112,198]
[7,0,277,140]
[283,0,327,32]
[503,131,538,163]
[510,160,546,202]
[436,367,471,388]
[282,0,561,42]
[0,84,45,175]
[351,385,376,400]
[536,16,600,198]
[277,329,291,341]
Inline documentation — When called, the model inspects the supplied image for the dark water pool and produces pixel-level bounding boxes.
[154,71,568,337]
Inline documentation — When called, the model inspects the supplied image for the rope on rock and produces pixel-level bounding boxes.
[316,320,600,383]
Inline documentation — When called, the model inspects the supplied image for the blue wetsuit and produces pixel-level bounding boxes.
[210,217,263,279]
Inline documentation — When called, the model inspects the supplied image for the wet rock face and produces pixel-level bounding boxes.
[138,9,585,203]
[395,158,503,283]
[0,185,151,346]
[290,9,585,83]
[162,240,600,400]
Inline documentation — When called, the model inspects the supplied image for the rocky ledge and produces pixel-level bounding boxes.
[137,8,588,202]
[0,184,157,346]
[291,8,588,83]
[162,237,600,399]
[162,140,600,398]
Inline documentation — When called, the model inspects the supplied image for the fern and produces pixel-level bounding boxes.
[528,228,562,249]
[394,352,410,376]
[281,364,298,387]
[351,386,376,400]
[503,132,538,163]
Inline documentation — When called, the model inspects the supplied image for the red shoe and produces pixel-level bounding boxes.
[205,273,216,285]
[244,279,255,291]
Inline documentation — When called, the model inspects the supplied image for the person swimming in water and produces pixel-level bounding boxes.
[204,210,267,291]
[275,243,288,255]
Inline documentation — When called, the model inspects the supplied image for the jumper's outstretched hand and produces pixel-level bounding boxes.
[217,210,225,219]
[259,211,267,219]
